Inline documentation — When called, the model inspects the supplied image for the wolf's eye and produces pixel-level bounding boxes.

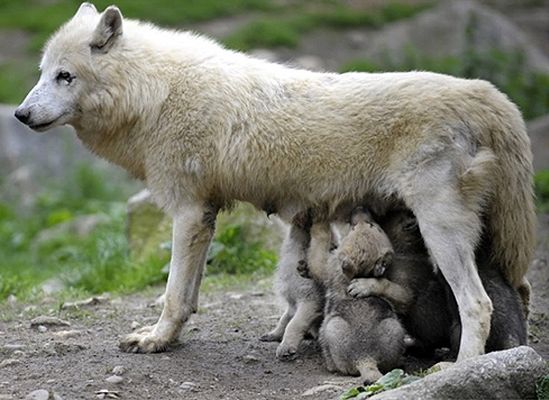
[56,71,74,84]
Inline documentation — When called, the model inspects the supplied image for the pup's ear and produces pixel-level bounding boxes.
[91,6,123,53]
[75,2,98,18]
[350,207,372,226]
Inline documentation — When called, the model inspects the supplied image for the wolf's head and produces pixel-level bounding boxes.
[15,3,125,132]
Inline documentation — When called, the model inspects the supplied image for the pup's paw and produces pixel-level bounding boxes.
[259,331,282,342]
[276,343,298,361]
[119,325,171,353]
[297,259,310,279]
[347,278,379,298]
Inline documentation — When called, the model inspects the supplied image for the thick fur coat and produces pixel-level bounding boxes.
[15,3,535,361]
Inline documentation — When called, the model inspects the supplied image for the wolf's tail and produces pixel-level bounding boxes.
[480,95,536,289]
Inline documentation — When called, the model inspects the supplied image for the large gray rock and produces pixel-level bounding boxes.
[289,1,549,74]
[370,346,548,400]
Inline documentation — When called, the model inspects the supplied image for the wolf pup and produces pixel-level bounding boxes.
[260,213,324,360]
[348,209,528,355]
[303,208,405,384]
[15,3,535,361]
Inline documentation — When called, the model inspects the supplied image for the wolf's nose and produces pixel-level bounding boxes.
[14,108,31,124]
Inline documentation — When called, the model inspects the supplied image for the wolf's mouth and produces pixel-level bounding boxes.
[29,115,64,131]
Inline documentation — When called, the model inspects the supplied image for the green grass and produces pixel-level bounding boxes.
[538,374,549,400]
[341,47,549,121]
[0,163,164,301]
[535,170,549,213]
[224,2,431,51]
[0,0,275,48]
[0,162,278,302]
[340,369,422,399]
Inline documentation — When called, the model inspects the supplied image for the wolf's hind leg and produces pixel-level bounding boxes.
[406,175,492,362]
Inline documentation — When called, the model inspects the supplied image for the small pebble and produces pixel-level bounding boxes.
[112,365,125,375]
[25,390,49,400]
[30,316,70,328]
[179,381,199,392]
[37,325,48,333]
[0,359,20,368]
[243,354,260,364]
[105,375,124,384]
[2,344,25,352]
[301,384,340,397]
[53,330,81,339]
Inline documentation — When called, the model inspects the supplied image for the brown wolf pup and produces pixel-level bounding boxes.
[303,209,405,384]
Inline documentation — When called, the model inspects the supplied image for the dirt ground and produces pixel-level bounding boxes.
[0,215,548,400]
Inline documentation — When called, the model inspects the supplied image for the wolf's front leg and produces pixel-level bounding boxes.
[120,203,216,353]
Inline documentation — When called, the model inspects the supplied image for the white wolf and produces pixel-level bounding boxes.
[15,3,535,362]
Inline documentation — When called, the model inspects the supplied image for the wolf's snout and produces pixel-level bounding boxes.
[14,108,31,125]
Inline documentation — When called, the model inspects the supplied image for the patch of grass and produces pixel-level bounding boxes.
[0,0,275,36]
[0,61,39,105]
[0,163,166,301]
[224,2,431,51]
[535,170,549,213]
[538,374,549,400]
[341,47,549,121]
[0,162,279,303]
[207,223,278,275]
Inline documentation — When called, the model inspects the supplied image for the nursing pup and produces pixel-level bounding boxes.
[303,209,405,384]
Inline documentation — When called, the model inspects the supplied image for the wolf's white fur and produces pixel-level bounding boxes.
[15,3,535,362]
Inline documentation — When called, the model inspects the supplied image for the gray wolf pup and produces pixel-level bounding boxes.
[303,208,405,384]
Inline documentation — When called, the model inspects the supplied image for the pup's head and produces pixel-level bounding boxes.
[338,207,394,279]
[378,209,426,254]
[14,3,125,132]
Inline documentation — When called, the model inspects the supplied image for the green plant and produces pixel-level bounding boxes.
[535,170,549,213]
[207,223,277,275]
[340,369,422,399]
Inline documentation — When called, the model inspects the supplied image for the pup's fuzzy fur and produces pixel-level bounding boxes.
[15,3,535,361]
[304,210,405,384]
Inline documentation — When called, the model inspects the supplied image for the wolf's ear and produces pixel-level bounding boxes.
[75,2,98,18]
[90,6,123,53]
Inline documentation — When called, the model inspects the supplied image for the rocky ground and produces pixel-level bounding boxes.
[0,214,547,400]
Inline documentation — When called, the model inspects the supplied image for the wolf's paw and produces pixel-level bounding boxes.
[276,343,298,361]
[259,331,282,342]
[119,325,171,353]
[347,278,378,298]
[297,259,310,279]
